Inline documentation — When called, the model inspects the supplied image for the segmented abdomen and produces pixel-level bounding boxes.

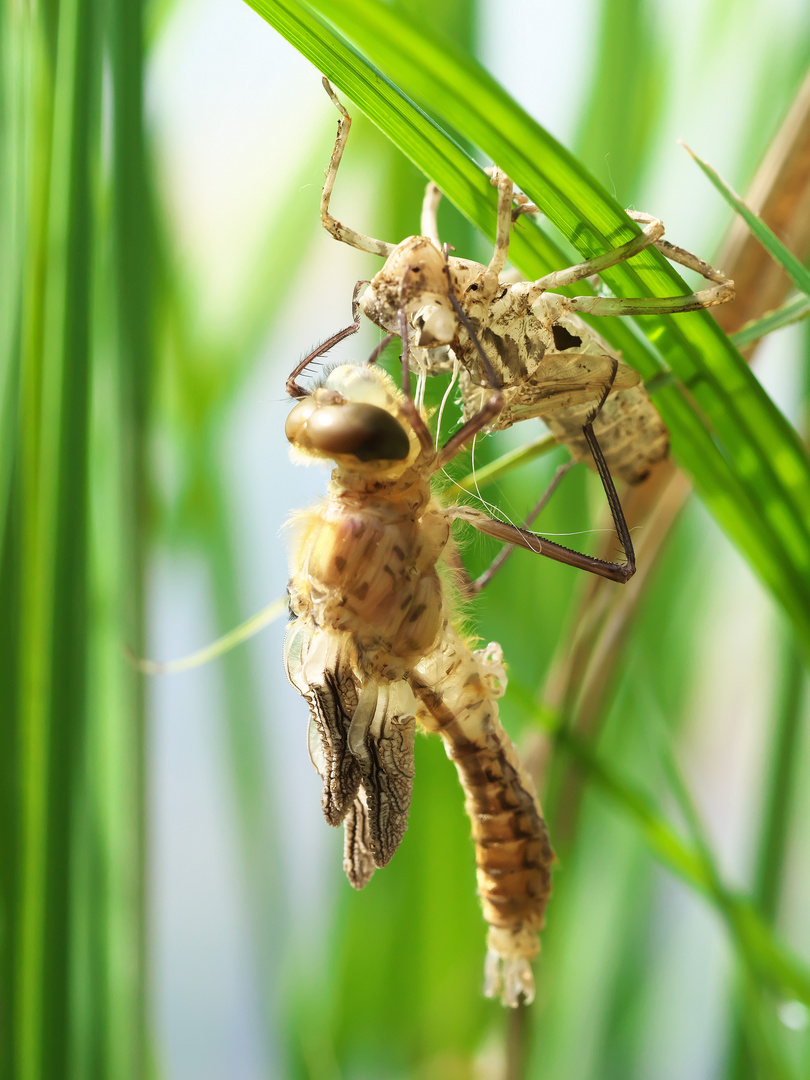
[459,357,668,485]
[546,384,669,484]
[409,627,554,1007]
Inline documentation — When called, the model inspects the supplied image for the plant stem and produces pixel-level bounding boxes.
[505,1002,531,1080]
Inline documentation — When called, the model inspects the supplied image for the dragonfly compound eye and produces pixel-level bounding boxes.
[286,400,411,463]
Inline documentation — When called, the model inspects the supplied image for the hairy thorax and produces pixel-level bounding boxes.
[289,474,451,672]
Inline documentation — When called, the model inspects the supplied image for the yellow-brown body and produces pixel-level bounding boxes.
[284,364,554,1005]
[411,629,553,1004]
[288,473,446,672]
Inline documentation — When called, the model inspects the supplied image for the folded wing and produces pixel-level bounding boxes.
[284,619,417,882]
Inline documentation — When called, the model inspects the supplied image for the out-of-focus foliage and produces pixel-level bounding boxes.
[1,0,151,1076]
[3,0,809,1078]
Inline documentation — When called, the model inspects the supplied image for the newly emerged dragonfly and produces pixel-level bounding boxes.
[319,80,734,485]
[283,305,636,1005]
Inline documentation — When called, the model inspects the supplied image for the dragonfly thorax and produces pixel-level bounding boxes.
[290,490,449,668]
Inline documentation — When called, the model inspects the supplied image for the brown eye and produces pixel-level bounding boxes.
[287,401,410,462]
[284,398,318,444]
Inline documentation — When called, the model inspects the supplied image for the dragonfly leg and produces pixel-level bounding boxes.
[451,354,639,583]
[421,168,520,284]
[451,461,576,597]
[434,383,504,467]
[286,281,364,397]
[451,410,639,583]
[451,493,635,583]
[365,330,397,367]
[321,78,395,258]
[580,358,636,577]
[449,361,636,585]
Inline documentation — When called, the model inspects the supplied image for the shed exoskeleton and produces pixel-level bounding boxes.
[318,79,734,486]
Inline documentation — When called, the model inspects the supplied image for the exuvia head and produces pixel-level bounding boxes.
[359,236,498,348]
[285,364,414,470]
[360,236,459,347]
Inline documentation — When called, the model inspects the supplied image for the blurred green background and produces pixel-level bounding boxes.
[3,0,810,1078]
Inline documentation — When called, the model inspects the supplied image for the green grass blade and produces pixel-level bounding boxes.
[731,294,810,348]
[16,0,97,1072]
[683,142,810,297]
[0,10,25,1067]
[574,0,664,201]
[456,433,558,492]
[132,597,285,674]
[4,0,152,1071]
[556,730,713,891]
[557,730,810,1007]
[3,9,49,1076]
[99,0,153,1072]
[309,0,810,531]
[724,634,808,1080]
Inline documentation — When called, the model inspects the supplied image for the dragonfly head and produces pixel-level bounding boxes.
[285,364,417,472]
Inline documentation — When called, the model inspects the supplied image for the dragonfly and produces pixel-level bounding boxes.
[283,299,638,1006]
[318,79,734,486]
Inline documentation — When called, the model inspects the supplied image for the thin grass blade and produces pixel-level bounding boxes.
[684,142,810,297]
[731,294,810,348]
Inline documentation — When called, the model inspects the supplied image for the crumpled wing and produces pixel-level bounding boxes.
[284,619,418,872]
[284,621,361,826]
[342,790,376,889]
[348,680,417,867]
